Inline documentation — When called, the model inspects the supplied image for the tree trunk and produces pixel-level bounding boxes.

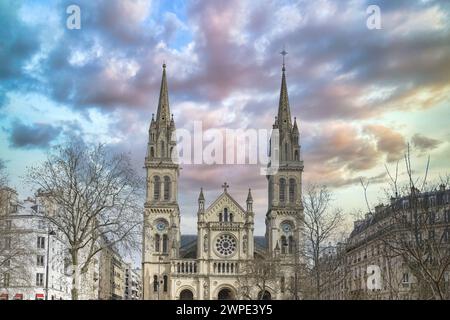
[71,249,79,300]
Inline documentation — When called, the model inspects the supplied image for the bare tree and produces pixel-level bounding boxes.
[377,145,450,299]
[0,159,7,188]
[25,143,144,300]
[237,257,279,300]
[303,184,344,299]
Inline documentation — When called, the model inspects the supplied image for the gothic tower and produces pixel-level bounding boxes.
[266,56,304,264]
[143,64,180,300]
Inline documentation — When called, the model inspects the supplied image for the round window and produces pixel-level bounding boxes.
[281,221,293,234]
[155,220,167,232]
[215,234,237,257]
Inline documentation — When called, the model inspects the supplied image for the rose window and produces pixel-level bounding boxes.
[215,234,237,257]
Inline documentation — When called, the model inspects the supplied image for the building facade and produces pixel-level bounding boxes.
[0,190,71,300]
[320,187,450,300]
[124,265,142,300]
[99,245,126,300]
[142,61,304,300]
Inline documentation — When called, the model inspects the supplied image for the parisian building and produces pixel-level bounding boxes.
[0,188,71,300]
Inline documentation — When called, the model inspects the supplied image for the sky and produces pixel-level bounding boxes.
[1,0,449,236]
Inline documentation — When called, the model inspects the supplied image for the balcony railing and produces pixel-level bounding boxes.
[172,260,198,274]
[208,222,242,231]
[171,260,241,275]
[212,261,239,275]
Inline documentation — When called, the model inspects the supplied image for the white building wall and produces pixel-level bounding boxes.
[0,198,71,300]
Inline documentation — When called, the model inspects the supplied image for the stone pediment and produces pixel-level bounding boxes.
[204,192,246,222]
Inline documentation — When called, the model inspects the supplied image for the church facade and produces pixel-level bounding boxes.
[142,60,304,300]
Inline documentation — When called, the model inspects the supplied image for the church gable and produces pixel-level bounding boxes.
[204,192,246,223]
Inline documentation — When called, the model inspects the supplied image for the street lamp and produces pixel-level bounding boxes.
[45,229,56,300]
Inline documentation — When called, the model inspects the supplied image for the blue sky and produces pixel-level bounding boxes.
[1,0,449,235]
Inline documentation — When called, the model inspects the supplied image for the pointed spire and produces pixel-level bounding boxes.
[198,187,205,201]
[246,188,253,202]
[293,117,299,132]
[278,50,292,129]
[156,63,171,126]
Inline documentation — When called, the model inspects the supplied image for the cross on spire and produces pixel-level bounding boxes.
[222,182,229,193]
[280,47,288,71]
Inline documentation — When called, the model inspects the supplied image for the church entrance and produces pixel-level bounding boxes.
[218,288,235,300]
[179,289,194,300]
[257,290,272,300]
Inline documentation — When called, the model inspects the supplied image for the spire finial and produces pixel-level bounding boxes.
[247,188,253,202]
[222,182,229,193]
[198,187,205,201]
[280,46,288,72]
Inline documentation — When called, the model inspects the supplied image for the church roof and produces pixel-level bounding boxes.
[179,235,267,259]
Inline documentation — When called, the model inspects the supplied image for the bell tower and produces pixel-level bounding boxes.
[266,51,304,262]
[143,64,180,300]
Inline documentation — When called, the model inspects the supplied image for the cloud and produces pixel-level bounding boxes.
[2,0,450,232]
[0,1,40,81]
[364,125,406,162]
[412,133,442,153]
[8,121,62,149]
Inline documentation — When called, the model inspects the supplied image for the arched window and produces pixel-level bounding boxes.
[153,176,161,200]
[162,234,168,253]
[155,234,160,252]
[288,236,294,254]
[153,275,158,292]
[285,143,289,161]
[163,275,168,292]
[281,276,285,293]
[224,208,229,222]
[160,140,165,157]
[294,150,299,161]
[269,180,274,204]
[279,178,286,203]
[281,236,287,254]
[203,234,208,252]
[163,176,171,201]
[289,178,296,203]
[229,213,233,223]
[219,212,223,222]
[150,147,155,158]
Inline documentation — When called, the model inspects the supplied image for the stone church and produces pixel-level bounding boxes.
[142,59,304,300]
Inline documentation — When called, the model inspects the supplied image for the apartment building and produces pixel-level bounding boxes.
[0,189,71,300]
[320,185,450,300]
[124,264,142,300]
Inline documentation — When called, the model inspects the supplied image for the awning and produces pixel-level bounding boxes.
[14,293,24,300]
[35,293,44,300]
[0,293,8,300]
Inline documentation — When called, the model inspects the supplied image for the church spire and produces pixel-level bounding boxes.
[156,63,171,126]
[278,50,292,129]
